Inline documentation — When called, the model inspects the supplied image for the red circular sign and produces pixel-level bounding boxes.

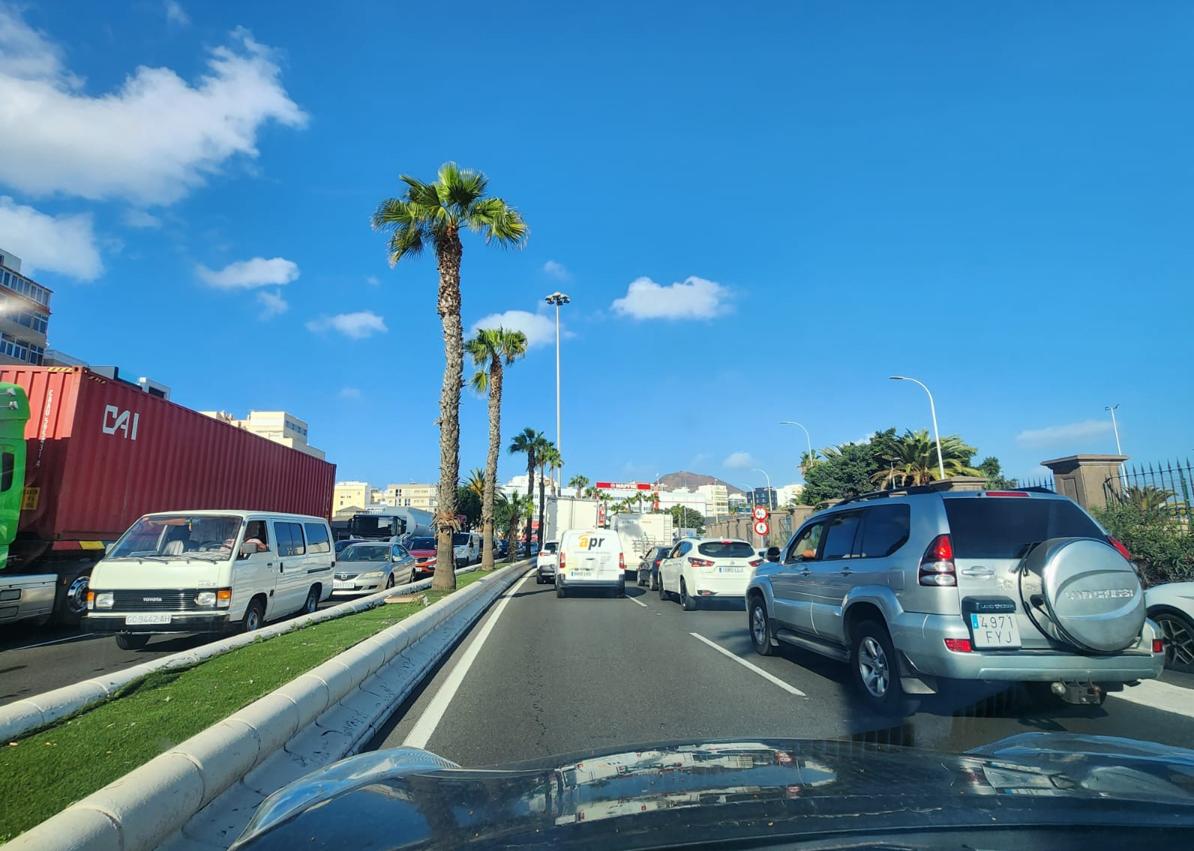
[753,519,770,536]
[752,505,769,521]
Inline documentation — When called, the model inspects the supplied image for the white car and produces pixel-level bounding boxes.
[556,529,625,598]
[1145,581,1194,672]
[658,537,761,611]
[536,541,559,584]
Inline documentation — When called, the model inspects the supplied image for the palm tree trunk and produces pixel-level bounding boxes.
[524,452,535,545]
[537,465,547,548]
[432,230,463,591]
[480,356,503,571]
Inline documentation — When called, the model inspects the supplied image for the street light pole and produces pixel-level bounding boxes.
[890,375,945,481]
[545,291,570,489]
[752,467,773,509]
[779,420,813,480]
[1105,404,1123,454]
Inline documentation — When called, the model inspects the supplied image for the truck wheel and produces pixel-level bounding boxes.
[52,572,91,626]
[116,633,150,651]
[242,598,265,632]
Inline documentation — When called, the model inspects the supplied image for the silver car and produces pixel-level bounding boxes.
[746,484,1165,712]
[332,541,414,596]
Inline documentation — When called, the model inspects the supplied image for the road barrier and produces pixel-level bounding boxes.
[9,560,530,850]
[0,564,496,743]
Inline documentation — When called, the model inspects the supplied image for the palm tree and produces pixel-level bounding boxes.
[467,327,528,571]
[1121,485,1175,512]
[508,427,544,543]
[464,468,487,499]
[568,474,590,495]
[870,429,980,488]
[501,491,534,560]
[536,441,560,545]
[799,450,820,479]
[373,162,527,591]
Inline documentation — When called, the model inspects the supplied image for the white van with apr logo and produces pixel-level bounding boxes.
[556,529,625,598]
[84,510,334,649]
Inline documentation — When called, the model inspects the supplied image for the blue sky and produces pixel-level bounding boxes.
[1,1,1191,491]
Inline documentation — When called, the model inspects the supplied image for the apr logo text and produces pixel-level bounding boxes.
[576,535,605,551]
[102,405,140,440]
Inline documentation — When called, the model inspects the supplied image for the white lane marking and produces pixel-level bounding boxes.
[689,632,806,696]
[11,632,96,651]
[402,571,531,748]
[628,595,648,608]
[1110,677,1194,718]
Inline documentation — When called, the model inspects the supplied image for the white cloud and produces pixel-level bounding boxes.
[255,289,287,318]
[306,311,387,340]
[0,9,306,206]
[471,309,556,348]
[611,275,731,320]
[163,1,190,27]
[723,451,757,470]
[122,209,161,229]
[543,259,570,281]
[365,275,380,286]
[338,387,362,400]
[196,256,299,289]
[1016,419,1113,447]
[0,195,101,280]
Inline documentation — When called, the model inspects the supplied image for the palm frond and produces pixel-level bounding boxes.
[470,369,489,394]
[467,197,528,246]
[438,161,488,210]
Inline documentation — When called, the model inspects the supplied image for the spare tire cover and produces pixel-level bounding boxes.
[1020,537,1144,653]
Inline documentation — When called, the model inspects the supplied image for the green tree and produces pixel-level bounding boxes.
[456,485,482,528]
[1095,500,1194,586]
[373,162,527,590]
[568,474,590,494]
[800,442,882,504]
[467,328,528,570]
[464,468,486,499]
[499,491,535,560]
[870,429,980,488]
[508,426,544,528]
[978,456,1017,490]
[669,505,705,533]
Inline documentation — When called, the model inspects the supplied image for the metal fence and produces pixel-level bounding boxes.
[1102,459,1194,530]
[1018,474,1055,491]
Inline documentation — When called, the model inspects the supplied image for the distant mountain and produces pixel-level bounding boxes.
[658,471,746,495]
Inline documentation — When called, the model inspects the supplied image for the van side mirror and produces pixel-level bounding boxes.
[239,543,257,558]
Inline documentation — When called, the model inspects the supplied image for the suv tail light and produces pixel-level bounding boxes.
[688,557,715,568]
[919,534,956,587]
[1107,536,1132,561]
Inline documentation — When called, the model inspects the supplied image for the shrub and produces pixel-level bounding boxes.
[1094,501,1194,586]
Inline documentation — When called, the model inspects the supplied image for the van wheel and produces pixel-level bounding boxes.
[115,633,150,651]
[242,598,265,632]
[680,581,697,611]
[302,586,321,614]
[615,580,626,598]
[850,620,905,714]
[749,598,774,656]
[556,581,566,599]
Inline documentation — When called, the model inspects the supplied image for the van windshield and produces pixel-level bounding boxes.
[108,515,243,562]
[943,497,1104,559]
[452,532,471,545]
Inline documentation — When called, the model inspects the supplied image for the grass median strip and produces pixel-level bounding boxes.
[0,569,492,841]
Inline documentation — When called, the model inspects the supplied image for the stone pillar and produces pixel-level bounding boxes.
[1040,454,1129,511]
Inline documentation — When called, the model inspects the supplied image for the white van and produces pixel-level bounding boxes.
[85,510,335,649]
[452,531,482,567]
[556,528,625,598]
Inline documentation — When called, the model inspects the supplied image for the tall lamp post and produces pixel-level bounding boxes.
[1106,404,1125,479]
[779,420,813,480]
[545,291,570,488]
[890,375,945,480]
[752,467,773,509]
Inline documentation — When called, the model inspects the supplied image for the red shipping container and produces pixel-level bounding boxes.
[1,367,336,552]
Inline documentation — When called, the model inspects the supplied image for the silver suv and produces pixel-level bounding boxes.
[746,484,1165,712]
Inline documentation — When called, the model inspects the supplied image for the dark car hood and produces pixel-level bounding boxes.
[232,735,1194,849]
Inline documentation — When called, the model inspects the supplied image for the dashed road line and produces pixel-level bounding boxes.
[689,632,806,696]
[627,595,648,608]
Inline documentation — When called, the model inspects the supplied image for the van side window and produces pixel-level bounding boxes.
[303,522,331,554]
[276,522,307,557]
[857,505,911,558]
[243,520,270,555]
[821,512,863,561]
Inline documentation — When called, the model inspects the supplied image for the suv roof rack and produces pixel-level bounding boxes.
[833,477,995,507]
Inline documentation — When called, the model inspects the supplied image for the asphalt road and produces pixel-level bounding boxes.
[373,572,1194,765]
[0,596,344,707]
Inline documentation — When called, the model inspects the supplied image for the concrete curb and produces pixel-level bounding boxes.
[8,561,531,851]
[0,562,499,743]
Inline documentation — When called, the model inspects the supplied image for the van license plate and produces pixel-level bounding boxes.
[125,613,171,626]
[968,613,1021,649]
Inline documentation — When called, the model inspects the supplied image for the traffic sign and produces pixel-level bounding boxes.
[752,505,769,521]
[753,519,770,537]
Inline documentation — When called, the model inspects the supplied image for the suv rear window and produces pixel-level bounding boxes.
[697,541,754,558]
[943,497,1103,559]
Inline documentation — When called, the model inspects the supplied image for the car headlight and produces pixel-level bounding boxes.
[195,591,217,607]
[94,592,114,609]
[358,571,384,580]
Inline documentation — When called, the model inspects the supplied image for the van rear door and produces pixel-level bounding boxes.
[569,531,621,582]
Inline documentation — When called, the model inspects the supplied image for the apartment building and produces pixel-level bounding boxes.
[386,482,438,511]
[333,481,370,514]
[696,484,729,518]
[202,409,325,459]
[0,248,51,366]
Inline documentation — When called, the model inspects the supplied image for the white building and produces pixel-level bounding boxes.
[776,483,805,507]
[333,481,369,514]
[696,484,729,518]
[202,409,325,459]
